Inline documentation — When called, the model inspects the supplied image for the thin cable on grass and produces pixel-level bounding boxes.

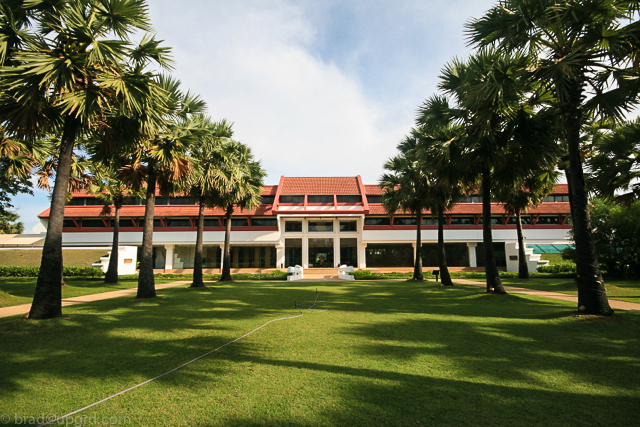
[37,292,326,427]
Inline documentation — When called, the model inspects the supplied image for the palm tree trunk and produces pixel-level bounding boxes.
[29,115,79,319]
[413,212,424,281]
[137,167,157,298]
[105,202,121,283]
[482,167,506,294]
[220,204,233,282]
[191,199,206,287]
[562,79,612,315]
[438,207,453,286]
[516,210,529,279]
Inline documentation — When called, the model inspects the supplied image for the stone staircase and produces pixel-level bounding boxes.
[299,268,342,281]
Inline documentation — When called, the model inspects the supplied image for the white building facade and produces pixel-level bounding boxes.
[38,176,573,273]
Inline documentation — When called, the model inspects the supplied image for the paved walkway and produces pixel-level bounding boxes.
[446,278,640,312]
[2,278,638,318]
[0,281,191,318]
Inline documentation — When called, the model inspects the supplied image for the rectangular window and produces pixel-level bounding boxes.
[308,195,334,203]
[394,217,417,226]
[422,217,438,226]
[155,198,169,205]
[138,219,164,228]
[84,198,102,205]
[364,217,391,226]
[229,245,277,268]
[536,216,560,225]
[340,238,358,266]
[340,221,357,232]
[204,218,220,227]
[478,216,504,225]
[167,219,192,227]
[285,238,302,267]
[280,195,304,203]
[449,217,475,225]
[252,218,277,227]
[67,198,85,206]
[117,219,136,228]
[308,221,333,232]
[229,218,249,227]
[366,195,382,203]
[285,221,302,232]
[170,197,196,205]
[260,195,275,204]
[337,195,362,203]
[365,244,414,267]
[507,216,532,225]
[81,219,106,228]
[63,219,77,228]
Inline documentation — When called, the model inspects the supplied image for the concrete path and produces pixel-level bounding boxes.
[447,278,640,312]
[0,281,191,319]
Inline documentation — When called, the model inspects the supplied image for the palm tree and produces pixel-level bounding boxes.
[86,163,140,283]
[467,0,637,314]
[413,110,470,286]
[183,117,234,287]
[119,77,207,298]
[0,0,170,319]
[206,141,265,282]
[380,133,440,281]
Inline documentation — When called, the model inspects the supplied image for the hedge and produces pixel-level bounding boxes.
[0,266,104,278]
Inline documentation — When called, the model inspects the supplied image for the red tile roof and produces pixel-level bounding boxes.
[39,204,274,219]
[551,184,568,194]
[367,203,571,216]
[280,177,361,195]
[364,185,384,195]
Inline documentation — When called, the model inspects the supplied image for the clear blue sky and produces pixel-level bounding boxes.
[13,0,498,232]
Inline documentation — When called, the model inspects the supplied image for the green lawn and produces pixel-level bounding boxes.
[464,277,640,304]
[0,276,187,308]
[1,280,639,426]
[0,249,110,267]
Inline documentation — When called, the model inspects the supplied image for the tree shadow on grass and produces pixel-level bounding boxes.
[1,280,639,427]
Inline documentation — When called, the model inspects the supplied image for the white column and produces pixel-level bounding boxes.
[219,244,225,270]
[358,242,367,269]
[302,238,309,268]
[412,242,417,265]
[164,244,175,270]
[467,242,477,268]
[276,243,285,269]
[333,236,340,268]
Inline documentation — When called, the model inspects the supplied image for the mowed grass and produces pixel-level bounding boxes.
[1,280,639,427]
[0,249,109,267]
[465,277,640,304]
[0,276,188,308]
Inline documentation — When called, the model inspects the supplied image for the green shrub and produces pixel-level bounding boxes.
[0,266,104,278]
[536,263,576,274]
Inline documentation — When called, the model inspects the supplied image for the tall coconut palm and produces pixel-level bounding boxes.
[0,0,171,319]
[206,141,265,282]
[119,76,207,298]
[466,0,638,314]
[380,133,440,281]
[183,116,234,287]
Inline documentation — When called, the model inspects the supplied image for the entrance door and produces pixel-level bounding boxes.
[285,238,302,267]
[308,238,334,268]
[340,238,358,266]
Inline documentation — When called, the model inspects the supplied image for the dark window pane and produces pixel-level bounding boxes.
[138,219,164,228]
[280,195,304,203]
[308,195,333,203]
[204,218,220,227]
[364,217,391,226]
[67,198,84,206]
[337,195,362,203]
[229,245,277,268]
[252,218,277,227]
[478,216,504,225]
[423,217,438,225]
[394,217,416,226]
[536,216,560,225]
[167,219,191,227]
[421,243,470,267]
[449,217,475,225]
[81,219,106,228]
[476,242,506,267]
[260,195,275,204]
[285,238,302,267]
[155,198,168,205]
[507,216,532,224]
[226,218,249,227]
[308,221,333,232]
[366,195,382,203]
[118,219,135,228]
[285,221,302,232]
[365,244,413,267]
[340,221,357,232]
[63,219,77,228]
[171,198,196,205]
